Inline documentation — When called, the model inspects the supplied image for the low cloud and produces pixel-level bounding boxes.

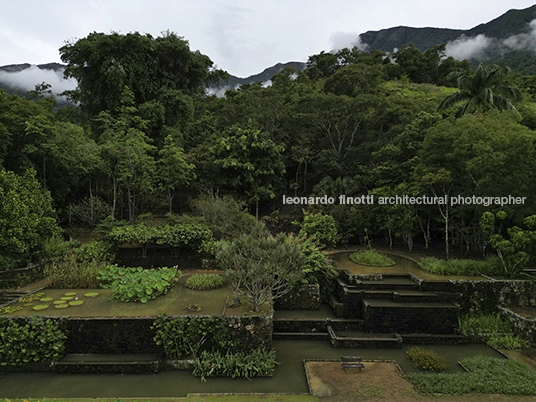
[445,19,536,61]
[329,31,369,52]
[445,34,493,60]
[502,20,536,52]
[0,65,77,97]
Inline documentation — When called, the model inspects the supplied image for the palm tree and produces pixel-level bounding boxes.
[438,63,521,117]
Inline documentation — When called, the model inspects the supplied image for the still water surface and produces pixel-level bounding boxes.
[0,341,504,398]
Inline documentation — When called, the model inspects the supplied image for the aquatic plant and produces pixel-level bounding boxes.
[192,349,279,382]
[99,265,180,303]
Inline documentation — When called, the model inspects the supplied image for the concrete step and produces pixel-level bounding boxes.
[393,290,440,303]
[328,326,403,348]
[272,332,330,341]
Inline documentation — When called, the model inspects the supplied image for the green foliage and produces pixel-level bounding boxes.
[298,211,339,249]
[192,349,278,382]
[458,312,514,336]
[192,192,257,240]
[151,315,238,359]
[45,254,109,288]
[105,223,213,253]
[60,31,222,138]
[295,237,338,284]
[185,274,224,290]
[420,256,502,276]
[408,356,536,395]
[74,240,115,264]
[0,317,67,365]
[349,250,396,267]
[210,124,286,218]
[0,169,61,268]
[98,265,179,303]
[69,196,111,227]
[406,346,448,372]
[39,237,81,260]
[480,212,536,278]
[438,63,521,117]
[486,334,528,350]
[216,225,306,312]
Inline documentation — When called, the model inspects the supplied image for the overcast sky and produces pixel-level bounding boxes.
[1,0,536,78]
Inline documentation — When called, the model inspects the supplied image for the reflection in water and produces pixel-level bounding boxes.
[331,251,487,281]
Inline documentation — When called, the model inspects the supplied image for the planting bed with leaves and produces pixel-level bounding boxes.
[98,265,179,303]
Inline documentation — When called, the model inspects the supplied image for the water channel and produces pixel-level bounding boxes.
[0,340,504,398]
[0,251,509,398]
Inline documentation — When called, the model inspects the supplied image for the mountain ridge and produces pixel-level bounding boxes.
[2,4,536,95]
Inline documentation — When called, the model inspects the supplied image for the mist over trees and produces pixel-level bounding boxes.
[2,29,536,270]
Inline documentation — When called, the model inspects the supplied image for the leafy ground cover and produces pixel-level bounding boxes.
[349,250,395,267]
[457,312,528,349]
[185,274,224,290]
[419,256,501,276]
[408,355,536,395]
[98,265,179,303]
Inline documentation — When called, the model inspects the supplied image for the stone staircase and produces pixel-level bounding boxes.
[272,272,466,348]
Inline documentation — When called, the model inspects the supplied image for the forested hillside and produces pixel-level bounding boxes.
[1,29,536,271]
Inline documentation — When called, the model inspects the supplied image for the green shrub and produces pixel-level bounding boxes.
[40,237,82,260]
[45,254,109,288]
[298,211,339,249]
[408,356,536,395]
[458,313,514,335]
[99,265,180,303]
[420,256,501,276]
[74,240,114,264]
[192,349,279,382]
[151,315,237,359]
[349,250,395,267]
[406,346,448,372]
[185,274,224,290]
[486,334,528,350]
[0,317,67,365]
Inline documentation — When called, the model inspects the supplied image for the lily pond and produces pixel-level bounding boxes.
[6,275,232,317]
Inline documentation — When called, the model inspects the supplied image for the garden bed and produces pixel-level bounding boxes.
[3,275,233,317]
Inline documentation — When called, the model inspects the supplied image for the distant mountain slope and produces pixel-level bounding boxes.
[0,63,65,73]
[360,5,536,52]
[220,61,306,88]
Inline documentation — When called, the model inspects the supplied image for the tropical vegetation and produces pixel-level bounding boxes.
[0,29,536,277]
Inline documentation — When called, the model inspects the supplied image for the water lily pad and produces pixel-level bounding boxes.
[23,303,33,307]
[84,292,99,298]
[69,300,84,306]
[55,304,69,309]
[33,304,49,311]
[61,296,75,301]
[53,300,67,305]
[39,297,54,302]
[64,292,77,296]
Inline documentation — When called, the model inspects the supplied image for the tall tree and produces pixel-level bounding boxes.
[60,31,226,141]
[210,124,285,220]
[438,63,522,117]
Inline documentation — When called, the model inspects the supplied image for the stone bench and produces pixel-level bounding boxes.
[341,355,365,371]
